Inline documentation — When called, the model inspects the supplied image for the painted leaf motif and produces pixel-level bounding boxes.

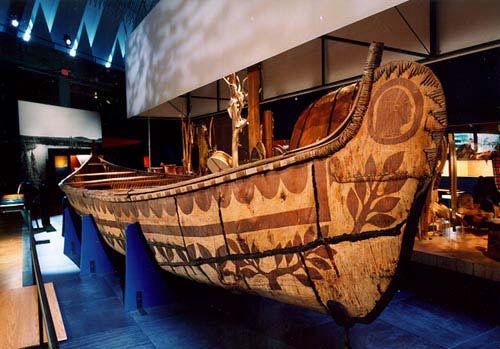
[354,180,367,203]
[384,180,405,195]
[227,239,240,253]
[347,188,359,220]
[176,249,188,262]
[303,227,316,244]
[155,246,166,259]
[251,242,259,253]
[239,239,250,254]
[216,245,227,257]
[285,252,294,265]
[269,279,282,290]
[165,248,174,261]
[313,247,330,259]
[309,257,332,270]
[325,245,337,258]
[234,259,246,269]
[372,197,400,213]
[186,244,196,258]
[365,155,377,176]
[240,268,257,278]
[383,151,405,173]
[294,274,311,287]
[367,214,396,228]
[197,243,212,259]
[308,267,323,280]
[274,253,283,267]
[293,232,302,246]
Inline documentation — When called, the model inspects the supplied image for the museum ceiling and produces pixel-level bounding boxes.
[0,0,159,70]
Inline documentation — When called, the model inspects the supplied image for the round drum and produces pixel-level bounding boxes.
[207,151,232,173]
[289,83,358,150]
[164,164,177,175]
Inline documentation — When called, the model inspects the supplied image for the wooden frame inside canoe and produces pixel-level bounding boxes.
[60,42,447,327]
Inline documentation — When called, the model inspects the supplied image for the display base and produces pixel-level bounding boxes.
[80,215,114,275]
[62,207,81,266]
[124,222,171,312]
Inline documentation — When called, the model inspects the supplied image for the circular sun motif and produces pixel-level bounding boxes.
[368,78,423,145]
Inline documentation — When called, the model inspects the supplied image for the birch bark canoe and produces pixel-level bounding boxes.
[60,43,447,327]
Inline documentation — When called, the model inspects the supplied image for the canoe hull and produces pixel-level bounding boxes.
[62,56,446,326]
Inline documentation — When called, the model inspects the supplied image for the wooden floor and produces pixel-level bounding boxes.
[0,214,23,290]
[0,283,67,348]
[413,227,500,281]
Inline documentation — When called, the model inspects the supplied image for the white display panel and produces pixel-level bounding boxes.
[18,100,102,139]
[125,0,406,117]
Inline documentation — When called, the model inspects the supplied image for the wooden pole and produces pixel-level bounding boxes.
[147,117,151,170]
[448,133,457,228]
[262,110,273,158]
[247,65,261,153]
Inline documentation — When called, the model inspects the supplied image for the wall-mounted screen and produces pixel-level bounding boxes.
[454,133,473,148]
[18,100,101,139]
[477,133,500,153]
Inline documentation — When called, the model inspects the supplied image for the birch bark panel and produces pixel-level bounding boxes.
[234,254,325,313]
[169,265,209,284]
[219,163,317,253]
[304,233,404,318]
[318,174,418,236]
[176,187,228,259]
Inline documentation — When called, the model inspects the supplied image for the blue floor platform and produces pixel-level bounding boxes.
[31,215,500,349]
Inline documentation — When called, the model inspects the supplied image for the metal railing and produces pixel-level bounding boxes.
[28,210,60,349]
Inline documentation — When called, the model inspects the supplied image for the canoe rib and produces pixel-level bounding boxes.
[60,42,447,327]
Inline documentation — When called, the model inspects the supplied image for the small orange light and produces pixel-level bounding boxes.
[143,156,150,168]
[54,155,68,169]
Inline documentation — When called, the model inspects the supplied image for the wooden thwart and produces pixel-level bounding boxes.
[72,175,158,185]
[0,283,66,348]
[74,171,137,177]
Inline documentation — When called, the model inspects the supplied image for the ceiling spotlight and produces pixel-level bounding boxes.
[64,34,72,46]
[104,61,111,68]
[23,32,30,42]
[11,19,19,28]
[69,48,76,57]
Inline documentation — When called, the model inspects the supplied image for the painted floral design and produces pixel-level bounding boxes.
[210,229,335,289]
[346,152,406,233]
